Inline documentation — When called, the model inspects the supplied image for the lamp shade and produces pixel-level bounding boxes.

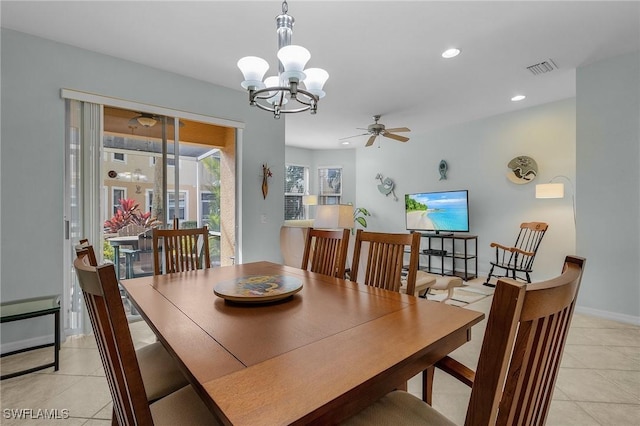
[536,183,564,199]
[303,68,329,98]
[237,56,269,89]
[314,204,354,229]
[277,45,310,72]
[302,194,318,206]
[263,76,289,105]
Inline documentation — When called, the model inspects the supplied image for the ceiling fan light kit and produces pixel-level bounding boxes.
[237,0,329,119]
[128,113,158,128]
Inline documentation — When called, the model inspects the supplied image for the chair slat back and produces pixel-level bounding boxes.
[350,230,421,295]
[73,252,153,425]
[466,256,585,426]
[513,222,548,271]
[301,228,350,278]
[152,226,210,275]
[76,239,98,265]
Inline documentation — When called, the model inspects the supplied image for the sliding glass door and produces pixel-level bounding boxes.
[63,94,237,336]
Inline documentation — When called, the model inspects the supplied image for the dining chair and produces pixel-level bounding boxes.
[350,230,421,296]
[73,251,220,425]
[74,243,190,403]
[342,255,586,426]
[152,226,210,275]
[301,228,350,278]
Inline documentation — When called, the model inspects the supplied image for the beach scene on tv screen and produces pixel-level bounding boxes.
[405,191,468,231]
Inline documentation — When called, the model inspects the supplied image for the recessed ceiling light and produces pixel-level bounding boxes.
[341,141,350,145]
[511,95,526,102]
[441,48,461,59]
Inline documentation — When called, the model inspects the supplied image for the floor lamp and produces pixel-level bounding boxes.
[535,175,576,226]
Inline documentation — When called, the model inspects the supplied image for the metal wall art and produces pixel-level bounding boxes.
[507,155,538,184]
[439,160,448,180]
[375,173,398,201]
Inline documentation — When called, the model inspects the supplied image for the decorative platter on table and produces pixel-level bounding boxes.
[213,274,303,304]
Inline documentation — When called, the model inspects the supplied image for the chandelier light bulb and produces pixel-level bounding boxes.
[264,76,289,105]
[237,56,269,89]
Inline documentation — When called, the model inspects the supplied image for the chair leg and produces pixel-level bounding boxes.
[422,366,435,405]
[483,265,496,287]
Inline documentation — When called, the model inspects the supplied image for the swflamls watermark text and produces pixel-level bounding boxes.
[3,408,70,420]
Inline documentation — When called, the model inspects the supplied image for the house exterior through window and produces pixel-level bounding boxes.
[284,164,309,220]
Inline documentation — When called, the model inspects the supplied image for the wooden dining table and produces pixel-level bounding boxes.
[121,261,484,425]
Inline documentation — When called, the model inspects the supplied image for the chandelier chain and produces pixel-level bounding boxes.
[282,0,288,14]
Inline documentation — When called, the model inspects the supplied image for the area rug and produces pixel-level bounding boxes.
[424,278,494,307]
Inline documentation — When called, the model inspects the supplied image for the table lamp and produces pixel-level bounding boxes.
[314,204,354,229]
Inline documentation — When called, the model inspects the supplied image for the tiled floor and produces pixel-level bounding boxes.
[1,282,638,425]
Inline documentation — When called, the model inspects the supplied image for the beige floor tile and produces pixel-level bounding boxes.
[38,376,111,419]
[0,347,55,378]
[608,345,640,363]
[431,392,471,425]
[594,370,640,400]
[92,402,112,420]
[552,387,571,401]
[572,313,638,329]
[62,335,97,349]
[564,344,640,370]
[546,400,600,425]
[1,414,87,426]
[54,348,104,376]
[577,401,640,425]
[580,328,640,347]
[0,373,83,410]
[555,368,638,403]
[559,351,588,368]
[82,420,111,426]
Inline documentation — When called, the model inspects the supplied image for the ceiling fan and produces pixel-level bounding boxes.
[128,112,159,128]
[340,115,411,147]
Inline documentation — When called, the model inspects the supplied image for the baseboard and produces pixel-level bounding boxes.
[0,334,55,355]
[575,305,640,326]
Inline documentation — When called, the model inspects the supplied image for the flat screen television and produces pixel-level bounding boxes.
[405,190,469,234]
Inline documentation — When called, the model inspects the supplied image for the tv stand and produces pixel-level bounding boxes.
[423,232,453,237]
[416,233,477,280]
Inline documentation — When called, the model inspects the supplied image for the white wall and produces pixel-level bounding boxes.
[0,29,286,343]
[576,51,639,322]
[355,99,576,283]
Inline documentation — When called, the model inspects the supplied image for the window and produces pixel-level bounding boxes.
[284,164,309,220]
[318,167,342,205]
[112,152,126,163]
[167,191,187,220]
[112,187,127,214]
[200,191,218,229]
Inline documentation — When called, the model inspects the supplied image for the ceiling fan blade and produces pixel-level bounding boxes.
[384,127,411,133]
[383,133,410,142]
[365,135,377,147]
[339,133,369,141]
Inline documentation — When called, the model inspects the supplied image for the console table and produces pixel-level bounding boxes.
[418,233,478,280]
[0,295,60,380]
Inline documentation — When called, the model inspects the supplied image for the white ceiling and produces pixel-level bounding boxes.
[2,1,639,150]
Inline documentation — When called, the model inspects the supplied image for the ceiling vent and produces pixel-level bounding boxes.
[526,59,558,75]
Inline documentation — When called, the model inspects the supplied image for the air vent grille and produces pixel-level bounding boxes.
[526,59,558,75]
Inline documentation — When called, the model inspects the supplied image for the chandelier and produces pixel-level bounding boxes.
[237,1,329,119]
